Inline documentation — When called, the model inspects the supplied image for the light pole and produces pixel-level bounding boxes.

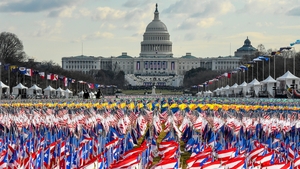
[274,53,276,78]
[280,47,292,74]
[253,58,262,80]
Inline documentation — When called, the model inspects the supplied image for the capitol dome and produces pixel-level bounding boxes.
[146,21,168,32]
[140,4,173,58]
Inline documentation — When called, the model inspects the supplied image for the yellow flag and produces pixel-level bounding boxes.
[128,102,135,110]
[170,103,178,109]
[10,65,18,71]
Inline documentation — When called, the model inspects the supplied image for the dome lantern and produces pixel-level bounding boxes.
[244,36,251,45]
[154,3,159,20]
[140,3,173,58]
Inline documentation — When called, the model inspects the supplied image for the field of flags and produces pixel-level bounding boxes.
[1,97,300,168]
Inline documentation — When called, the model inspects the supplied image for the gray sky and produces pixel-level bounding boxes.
[1,0,300,65]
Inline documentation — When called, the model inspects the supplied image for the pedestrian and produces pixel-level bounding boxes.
[83,90,89,99]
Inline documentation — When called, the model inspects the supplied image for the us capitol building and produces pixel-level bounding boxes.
[62,4,257,87]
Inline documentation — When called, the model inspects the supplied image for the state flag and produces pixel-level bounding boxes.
[25,69,33,76]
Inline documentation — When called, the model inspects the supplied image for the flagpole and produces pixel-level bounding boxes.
[269,58,275,78]
[0,62,1,82]
[293,47,296,74]
[240,71,242,84]
[262,60,264,81]
[274,55,276,78]
[247,68,248,82]
[252,64,254,81]
[46,73,48,87]
[8,67,10,94]
[236,71,238,84]
[284,52,286,73]
[16,71,18,84]
[256,62,258,80]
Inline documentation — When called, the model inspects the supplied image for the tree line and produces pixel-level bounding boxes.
[183,44,300,90]
[0,32,125,92]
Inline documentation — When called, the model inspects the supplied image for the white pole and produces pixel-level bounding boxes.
[284,51,286,73]
[262,60,264,81]
[274,55,276,78]
[257,62,258,80]
[294,47,296,75]
[269,58,275,78]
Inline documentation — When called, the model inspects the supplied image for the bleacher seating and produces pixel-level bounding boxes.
[125,74,183,86]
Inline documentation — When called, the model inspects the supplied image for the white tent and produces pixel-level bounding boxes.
[219,87,224,96]
[261,76,277,84]
[56,87,65,98]
[247,79,261,97]
[276,71,300,89]
[64,89,73,98]
[43,85,56,98]
[78,91,84,98]
[213,88,220,96]
[28,84,42,95]
[248,78,261,86]
[276,71,300,81]
[89,92,95,99]
[223,85,230,97]
[12,83,28,97]
[237,81,248,96]
[0,81,9,99]
[205,90,213,97]
[196,92,202,96]
[229,83,239,95]
[260,76,277,97]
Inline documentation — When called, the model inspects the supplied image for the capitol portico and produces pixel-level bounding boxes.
[62,4,257,87]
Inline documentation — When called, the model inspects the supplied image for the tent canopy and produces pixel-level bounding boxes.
[0,81,9,88]
[248,78,261,86]
[13,83,28,89]
[261,76,277,84]
[65,89,73,93]
[29,84,42,90]
[238,81,248,88]
[56,87,65,92]
[213,88,220,92]
[276,71,300,81]
[230,83,238,89]
[44,85,55,91]
[224,85,230,90]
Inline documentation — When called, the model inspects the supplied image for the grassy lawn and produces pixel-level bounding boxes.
[122,89,183,95]
[136,124,191,169]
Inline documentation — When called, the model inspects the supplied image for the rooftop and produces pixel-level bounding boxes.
[236,37,257,52]
[117,52,133,58]
[181,53,197,59]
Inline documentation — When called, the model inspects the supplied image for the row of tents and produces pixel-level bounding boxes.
[0,83,74,99]
[198,71,300,98]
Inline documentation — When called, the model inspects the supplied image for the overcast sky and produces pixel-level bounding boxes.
[1,0,300,65]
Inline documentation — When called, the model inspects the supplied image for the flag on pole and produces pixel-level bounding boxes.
[63,77,68,87]
[47,74,52,80]
[19,67,27,74]
[25,69,33,76]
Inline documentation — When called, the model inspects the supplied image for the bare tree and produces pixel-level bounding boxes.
[0,32,27,64]
[257,44,266,55]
